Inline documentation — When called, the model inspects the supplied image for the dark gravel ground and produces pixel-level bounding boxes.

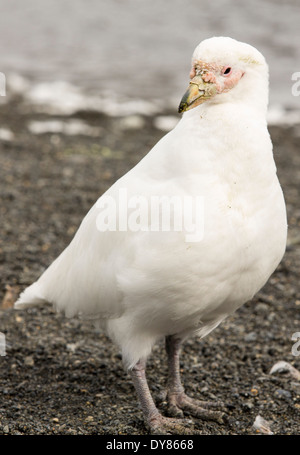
[0,94,299,435]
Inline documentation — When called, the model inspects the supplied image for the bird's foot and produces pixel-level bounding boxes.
[148,413,200,435]
[167,391,225,424]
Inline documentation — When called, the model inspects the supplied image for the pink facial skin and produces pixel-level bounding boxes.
[190,59,244,94]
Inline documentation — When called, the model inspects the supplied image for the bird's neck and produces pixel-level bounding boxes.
[179,92,274,177]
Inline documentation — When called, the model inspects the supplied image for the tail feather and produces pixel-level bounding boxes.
[14,282,48,309]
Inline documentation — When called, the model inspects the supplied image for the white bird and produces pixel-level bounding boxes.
[15,37,287,434]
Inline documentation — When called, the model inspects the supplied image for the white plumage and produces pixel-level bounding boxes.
[16,37,287,432]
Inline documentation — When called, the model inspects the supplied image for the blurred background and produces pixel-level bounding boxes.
[0,0,299,118]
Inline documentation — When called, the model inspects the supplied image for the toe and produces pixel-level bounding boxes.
[168,392,226,424]
[182,403,225,424]
[166,403,184,418]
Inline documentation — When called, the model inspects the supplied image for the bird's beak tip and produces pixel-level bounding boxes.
[178,76,217,113]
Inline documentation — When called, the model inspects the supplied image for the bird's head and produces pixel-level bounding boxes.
[178,37,268,113]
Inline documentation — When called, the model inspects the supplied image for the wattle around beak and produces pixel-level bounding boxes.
[178,75,217,113]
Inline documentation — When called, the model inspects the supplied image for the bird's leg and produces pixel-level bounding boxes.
[165,335,224,423]
[130,359,160,424]
[130,359,198,434]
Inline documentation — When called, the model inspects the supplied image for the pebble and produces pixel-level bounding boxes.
[85,416,94,422]
[270,361,300,380]
[274,389,292,400]
[244,332,257,342]
[242,401,254,411]
[252,415,273,435]
[24,356,35,367]
[267,312,277,322]
[255,303,269,313]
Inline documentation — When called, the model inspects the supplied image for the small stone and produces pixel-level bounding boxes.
[274,389,292,400]
[255,303,269,313]
[66,342,78,353]
[270,361,300,380]
[1,284,19,309]
[267,312,276,322]
[242,401,254,410]
[3,425,9,434]
[52,418,59,423]
[253,415,273,435]
[24,356,34,367]
[244,332,257,342]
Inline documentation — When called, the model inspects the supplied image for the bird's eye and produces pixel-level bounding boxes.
[222,67,232,76]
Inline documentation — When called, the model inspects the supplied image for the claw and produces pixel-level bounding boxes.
[167,392,225,424]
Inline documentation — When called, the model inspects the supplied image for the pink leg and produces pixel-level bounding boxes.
[130,359,198,434]
[165,335,224,423]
